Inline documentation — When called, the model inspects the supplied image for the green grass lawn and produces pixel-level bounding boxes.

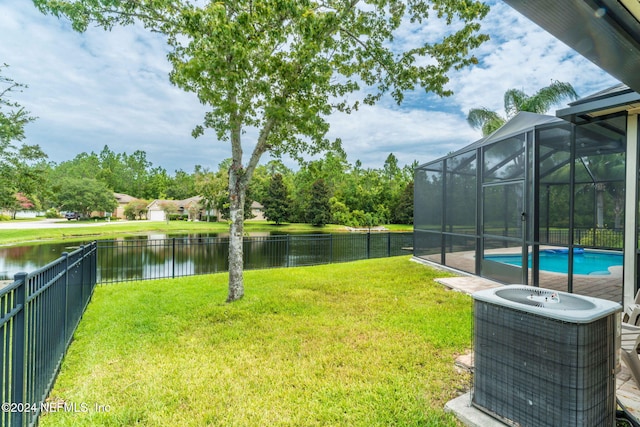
[40,257,469,427]
[0,220,412,246]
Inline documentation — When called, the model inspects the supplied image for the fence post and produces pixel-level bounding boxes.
[330,234,333,264]
[286,235,290,268]
[367,232,371,259]
[62,252,69,352]
[12,272,28,427]
[93,241,98,288]
[387,232,391,257]
[172,238,176,279]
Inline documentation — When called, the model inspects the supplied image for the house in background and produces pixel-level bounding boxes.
[147,197,205,222]
[113,193,140,219]
[249,201,265,221]
[147,197,265,222]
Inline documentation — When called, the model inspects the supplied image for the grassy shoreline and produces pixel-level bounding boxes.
[40,257,468,427]
[0,220,413,246]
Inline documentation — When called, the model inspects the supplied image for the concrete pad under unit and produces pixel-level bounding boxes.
[444,393,508,427]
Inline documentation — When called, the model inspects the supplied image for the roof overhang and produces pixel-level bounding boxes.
[557,85,640,123]
[502,0,640,93]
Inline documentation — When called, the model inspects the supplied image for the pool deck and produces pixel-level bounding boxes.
[421,247,624,303]
[422,266,640,425]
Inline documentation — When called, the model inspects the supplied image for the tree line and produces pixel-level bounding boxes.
[1,142,414,226]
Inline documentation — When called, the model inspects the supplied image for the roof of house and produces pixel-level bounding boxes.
[147,196,203,210]
[114,193,139,204]
[557,83,640,124]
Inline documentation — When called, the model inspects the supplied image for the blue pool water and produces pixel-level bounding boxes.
[485,250,623,275]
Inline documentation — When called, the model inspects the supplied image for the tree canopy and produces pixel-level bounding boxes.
[35,0,490,302]
[56,177,118,217]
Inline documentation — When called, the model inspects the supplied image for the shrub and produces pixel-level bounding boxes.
[45,209,59,219]
[168,214,188,221]
[579,228,623,249]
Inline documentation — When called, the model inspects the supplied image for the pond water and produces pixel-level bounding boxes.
[0,232,236,280]
[0,231,412,282]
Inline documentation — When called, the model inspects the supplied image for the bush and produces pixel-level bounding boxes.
[45,209,59,219]
[579,228,623,249]
[0,214,10,221]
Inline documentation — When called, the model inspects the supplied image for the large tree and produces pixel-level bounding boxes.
[467,80,579,136]
[56,177,118,217]
[35,0,489,302]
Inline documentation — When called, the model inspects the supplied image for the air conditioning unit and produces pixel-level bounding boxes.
[472,286,621,427]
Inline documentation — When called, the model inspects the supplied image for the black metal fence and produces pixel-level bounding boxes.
[97,232,414,284]
[540,228,623,249]
[0,242,97,427]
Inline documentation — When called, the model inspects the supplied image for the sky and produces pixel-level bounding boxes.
[0,1,620,174]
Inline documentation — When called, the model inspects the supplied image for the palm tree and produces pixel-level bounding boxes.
[467,80,579,136]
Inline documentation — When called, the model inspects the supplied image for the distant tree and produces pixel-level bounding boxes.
[186,201,201,221]
[145,167,172,199]
[262,173,291,225]
[123,150,155,197]
[467,81,579,136]
[159,201,179,224]
[0,144,48,213]
[308,179,331,227]
[51,152,102,182]
[5,193,36,219]
[392,181,414,224]
[56,177,118,217]
[194,164,228,222]
[329,197,350,225]
[166,169,195,200]
[124,199,150,220]
[251,160,292,204]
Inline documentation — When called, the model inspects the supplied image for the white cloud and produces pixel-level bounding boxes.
[449,1,618,117]
[327,105,479,168]
[0,1,623,174]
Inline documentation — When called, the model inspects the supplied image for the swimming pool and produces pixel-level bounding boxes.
[484,250,623,275]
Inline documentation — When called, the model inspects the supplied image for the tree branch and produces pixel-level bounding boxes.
[244,116,277,184]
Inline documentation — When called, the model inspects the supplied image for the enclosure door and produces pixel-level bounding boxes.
[481,181,528,284]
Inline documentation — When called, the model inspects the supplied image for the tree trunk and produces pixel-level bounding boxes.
[227,168,246,302]
[225,97,274,302]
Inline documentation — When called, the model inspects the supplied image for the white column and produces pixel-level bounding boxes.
[624,113,638,307]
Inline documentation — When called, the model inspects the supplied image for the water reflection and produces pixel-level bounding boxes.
[0,243,83,280]
[1,232,413,282]
[0,232,227,280]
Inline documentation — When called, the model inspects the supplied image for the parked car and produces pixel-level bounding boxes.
[65,212,80,220]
